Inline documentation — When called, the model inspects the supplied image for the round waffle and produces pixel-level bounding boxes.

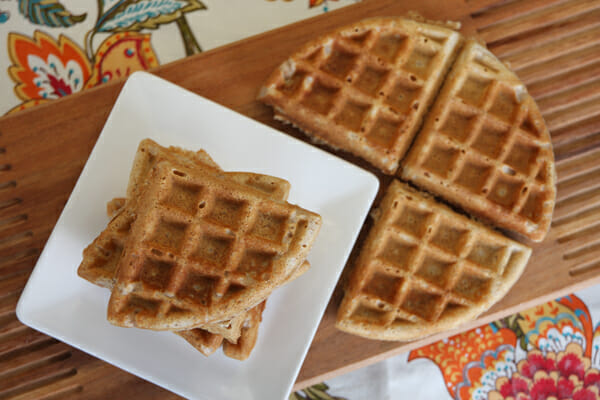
[258,17,463,174]
[401,39,556,242]
[259,19,556,244]
[336,180,531,341]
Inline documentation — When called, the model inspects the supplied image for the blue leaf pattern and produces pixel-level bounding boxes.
[100,0,125,12]
[98,0,185,32]
[18,0,86,27]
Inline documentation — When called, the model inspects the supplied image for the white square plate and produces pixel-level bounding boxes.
[17,72,379,400]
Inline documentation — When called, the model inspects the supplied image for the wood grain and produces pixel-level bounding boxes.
[0,0,599,397]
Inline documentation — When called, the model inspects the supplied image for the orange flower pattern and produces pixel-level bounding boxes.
[409,295,600,400]
[7,30,159,113]
[8,31,91,101]
[5,1,207,114]
[86,32,158,87]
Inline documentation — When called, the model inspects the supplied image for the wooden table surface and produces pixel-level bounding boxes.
[1,0,599,398]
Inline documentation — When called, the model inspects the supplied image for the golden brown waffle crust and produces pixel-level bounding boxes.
[258,17,463,174]
[400,40,556,242]
[259,18,556,243]
[107,160,322,330]
[335,180,531,341]
[78,139,305,343]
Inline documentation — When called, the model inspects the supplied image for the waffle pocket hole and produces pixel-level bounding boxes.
[457,75,492,107]
[334,101,371,131]
[430,224,469,256]
[371,33,407,63]
[472,122,510,160]
[394,207,432,237]
[148,219,188,251]
[301,80,340,115]
[504,141,539,176]
[193,234,234,265]
[420,143,460,179]
[415,256,455,288]
[452,273,491,302]
[365,116,403,148]
[489,87,519,124]
[249,211,288,242]
[403,46,435,79]
[520,112,542,138]
[206,198,247,229]
[401,288,442,321]
[488,176,524,210]
[125,296,161,317]
[354,65,389,95]
[467,242,506,273]
[455,161,493,194]
[139,257,175,290]
[237,250,276,278]
[162,181,201,214]
[364,272,403,304]
[386,80,421,114]
[379,237,418,271]
[440,108,477,143]
[350,303,389,324]
[519,189,547,224]
[277,69,307,95]
[179,273,218,306]
[321,45,359,79]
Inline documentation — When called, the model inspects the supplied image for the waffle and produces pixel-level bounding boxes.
[81,185,287,342]
[107,197,126,218]
[125,140,221,201]
[78,140,294,341]
[221,258,310,360]
[78,139,291,292]
[222,301,266,361]
[175,328,223,356]
[107,159,321,330]
[258,17,463,174]
[401,39,556,242]
[336,180,531,341]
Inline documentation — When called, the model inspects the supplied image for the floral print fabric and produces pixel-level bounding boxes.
[0,0,355,114]
[1,2,596,399]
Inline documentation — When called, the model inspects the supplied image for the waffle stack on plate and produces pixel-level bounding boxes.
[260,17,554,341]
[78,139,321,359]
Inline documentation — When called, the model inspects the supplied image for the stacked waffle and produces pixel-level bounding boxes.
[259,17,554,341]
[78,139,321,359]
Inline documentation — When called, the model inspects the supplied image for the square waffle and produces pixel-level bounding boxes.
[78,140,298,344]
[258,17,463,174]
[107,159,321,330]
[173,328,224,357]
[401,39,556,242]
[78,140,246,340]
[223,301,266,361]
[336,180,531,341]
[222,259,310,360]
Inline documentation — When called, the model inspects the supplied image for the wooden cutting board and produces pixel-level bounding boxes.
[1,0,599,397]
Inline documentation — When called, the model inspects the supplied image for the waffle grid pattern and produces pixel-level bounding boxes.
[401,41,554,239]
[261,18,462,173]
[337,181,531,340]
[79,209,134,289]
[109,161,318,328]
